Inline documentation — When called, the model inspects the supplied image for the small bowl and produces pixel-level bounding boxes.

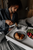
[27,29,33,39]
[14,31,27,41]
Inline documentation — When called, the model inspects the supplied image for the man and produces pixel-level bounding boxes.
[0,0,25,50]
[0,0,22,34]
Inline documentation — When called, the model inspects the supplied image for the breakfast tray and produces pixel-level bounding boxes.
[5,25,33,50]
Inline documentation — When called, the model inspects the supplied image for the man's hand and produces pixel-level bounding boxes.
[15,23,18,26]
[8,28,13,31]
[5,20,13,26]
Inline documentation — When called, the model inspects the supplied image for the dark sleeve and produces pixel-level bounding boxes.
[14,12,18,24]
[0,9,9,32]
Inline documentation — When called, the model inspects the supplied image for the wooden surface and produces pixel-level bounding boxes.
[27,9,33,18]
[1,0,4,8]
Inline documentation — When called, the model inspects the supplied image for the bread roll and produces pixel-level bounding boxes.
[15,33,19,39]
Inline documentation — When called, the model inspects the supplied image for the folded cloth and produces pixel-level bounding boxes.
[26,20,33,27]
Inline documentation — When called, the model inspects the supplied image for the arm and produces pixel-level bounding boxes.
[15,13,18,26]
[14,13,20,29]
[0,10,9,32]
[0,20,9,32]
[0,9,14,32]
